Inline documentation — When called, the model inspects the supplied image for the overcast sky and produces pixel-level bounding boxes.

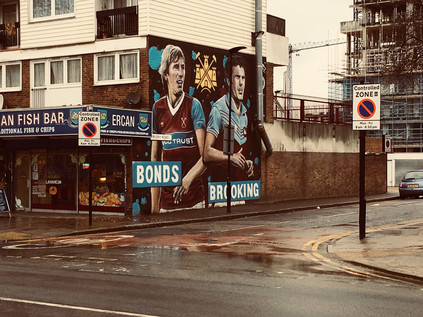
[267,0,352,98]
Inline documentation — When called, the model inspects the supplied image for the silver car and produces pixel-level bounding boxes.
[399,169,423,199]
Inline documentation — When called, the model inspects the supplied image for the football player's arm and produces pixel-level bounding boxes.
[150,140,161,213]
[173,128,207,204]
[204,131,247,168]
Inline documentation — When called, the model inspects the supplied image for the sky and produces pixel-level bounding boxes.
[267,0,352,98]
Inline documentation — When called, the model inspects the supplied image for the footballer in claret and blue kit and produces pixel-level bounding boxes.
[145,37,261,213]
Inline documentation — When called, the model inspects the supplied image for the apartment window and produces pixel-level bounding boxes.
[0,62,21,91]
[32,0,74,19]
[95,51,139,85]
[34,63,45,87]
[32,58,81,88]
[68,59,81,83]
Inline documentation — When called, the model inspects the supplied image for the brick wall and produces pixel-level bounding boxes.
[260,151,386,202]
[259,63,386,203]
[366,137,383,153]
[264,62,274,124]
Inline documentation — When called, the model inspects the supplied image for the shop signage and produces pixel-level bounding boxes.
[94,106,152,138]
[0,107,87,137]
[0,106,152,138]
[0,188,11,213]
[132,161,181,188]
[78,112,101,146]
[101,137,132,146]
[208,180,261,203]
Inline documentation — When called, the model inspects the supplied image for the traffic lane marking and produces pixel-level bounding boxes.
[0,296,159,317]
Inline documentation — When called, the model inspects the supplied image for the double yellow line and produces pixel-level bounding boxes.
[302,219,423,281]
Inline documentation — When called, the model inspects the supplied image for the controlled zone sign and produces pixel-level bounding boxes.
[353,84,381,130]
[132,161,181,188]
[78,112,100,146]
[208,180,261,203]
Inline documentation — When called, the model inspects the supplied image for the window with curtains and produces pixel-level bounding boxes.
[32,58,81,88]
[94,51,139,85]
[32,0,74,19]
[0,62,21,92]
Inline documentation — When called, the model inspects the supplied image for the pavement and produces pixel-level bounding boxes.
[0,187,422,284]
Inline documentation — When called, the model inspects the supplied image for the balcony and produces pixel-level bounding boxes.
[96,6,138,39]
[0,22,20,49]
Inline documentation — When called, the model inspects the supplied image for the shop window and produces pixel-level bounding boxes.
[78,153,126,212]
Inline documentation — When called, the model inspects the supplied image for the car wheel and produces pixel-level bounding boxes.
[400,193,406,199]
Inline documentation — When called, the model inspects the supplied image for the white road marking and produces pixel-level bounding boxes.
[0,296,159,316]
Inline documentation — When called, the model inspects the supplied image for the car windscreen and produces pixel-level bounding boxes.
[403,171,423,180]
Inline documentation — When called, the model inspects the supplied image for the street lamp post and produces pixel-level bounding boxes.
[227,46,246,214]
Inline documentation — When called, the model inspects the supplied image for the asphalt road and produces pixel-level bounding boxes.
[0,199,422,316]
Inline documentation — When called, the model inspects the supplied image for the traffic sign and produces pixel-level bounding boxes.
[353,84,380,130]
[78,112,100,146]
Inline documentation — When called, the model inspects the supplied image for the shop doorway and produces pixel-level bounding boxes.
[14,153,31,211]
[31,152,77,211]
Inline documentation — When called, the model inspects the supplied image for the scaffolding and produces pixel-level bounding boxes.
[332,0,423,152]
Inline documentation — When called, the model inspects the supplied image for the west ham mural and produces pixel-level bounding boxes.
[133,37,261,214]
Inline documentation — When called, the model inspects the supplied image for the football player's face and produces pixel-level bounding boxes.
[231,65,245,103]
[166,57,185,98]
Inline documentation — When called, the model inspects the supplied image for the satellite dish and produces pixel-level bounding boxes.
[0,94,3,109]
[126,92,141,106]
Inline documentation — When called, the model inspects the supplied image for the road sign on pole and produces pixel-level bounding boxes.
[353,84,381,130]
[78,112,100,146]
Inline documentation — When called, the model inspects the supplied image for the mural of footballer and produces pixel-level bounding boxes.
[151,44,207,213]
[204,54,254,182]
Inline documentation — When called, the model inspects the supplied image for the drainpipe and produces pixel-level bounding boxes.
[255,0,273,155]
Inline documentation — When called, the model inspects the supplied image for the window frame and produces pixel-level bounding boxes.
[31,57,82,89]
[94,50,139,86]
[30,0,75,22]
[0,61,22,92]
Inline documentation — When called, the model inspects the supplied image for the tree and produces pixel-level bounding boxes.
[379,0,423,84]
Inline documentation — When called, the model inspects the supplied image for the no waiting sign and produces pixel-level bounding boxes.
[78,112,100,146]
[353,84,380,130]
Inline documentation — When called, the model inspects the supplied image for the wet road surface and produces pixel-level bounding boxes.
[0,200,422,316]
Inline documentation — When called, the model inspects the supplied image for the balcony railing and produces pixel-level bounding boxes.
[0,22,20,49]
[97,6,138,39]
[273,94,352,125]
[31,88,46,108]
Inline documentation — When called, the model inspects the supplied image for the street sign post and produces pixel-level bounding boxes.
[78,111,101,227]
[352,84,381,240]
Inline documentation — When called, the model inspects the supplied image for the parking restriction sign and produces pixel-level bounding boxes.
[78,112,101,146]
[353,84,380,130]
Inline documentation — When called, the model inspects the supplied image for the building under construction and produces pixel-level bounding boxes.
[331,0,423,152]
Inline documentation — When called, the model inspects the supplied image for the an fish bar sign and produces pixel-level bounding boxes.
[132,161,181,188]
[0,107,86,137]
[208,180,261,203]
